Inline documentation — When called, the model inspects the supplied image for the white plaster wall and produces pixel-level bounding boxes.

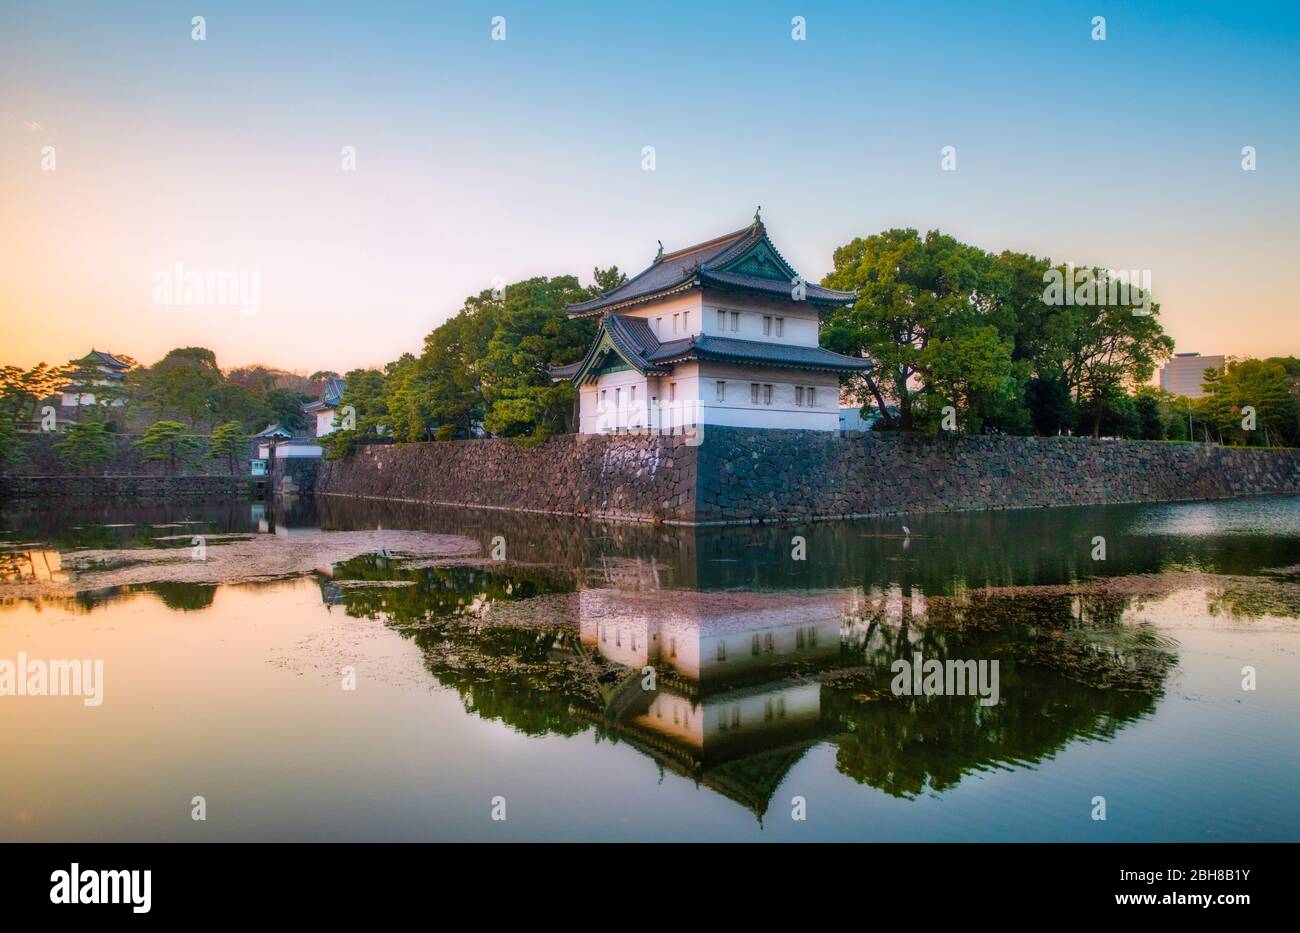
[579,362,841,432]
[700,682,822,743]
[618,292,702,341]
[579,368,651,433]
[698,362,840,431]
[635,691,705,748]
[580,364,704,435]
[700,289,821,348]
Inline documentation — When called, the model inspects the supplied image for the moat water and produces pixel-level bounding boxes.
[3,494,1300,841]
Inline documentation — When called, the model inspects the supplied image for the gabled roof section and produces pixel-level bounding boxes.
[551,313,675,383]
[253,423,293,438]
[83,349,130,370]
[549,321,873,383]
[565,220,856,317]
[322,377,345,407]
[304,377,346,412]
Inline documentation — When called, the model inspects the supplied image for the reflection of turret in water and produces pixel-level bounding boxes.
[576,589,844,693]
[318,552,1180,817]
[574,589,848,816]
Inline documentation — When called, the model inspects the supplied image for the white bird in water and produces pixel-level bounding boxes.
[901,525,911,537]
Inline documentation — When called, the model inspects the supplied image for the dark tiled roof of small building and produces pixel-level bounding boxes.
[648,335,871,373]
[565,222,855,316]
[322,377,345,406]
[304,377,346,412]
[253,423,293,437]
[84,349,129,370]
[548,361,582,380]
[549,315,871,382]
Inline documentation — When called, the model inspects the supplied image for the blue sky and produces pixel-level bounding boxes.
[2,0,1297,370]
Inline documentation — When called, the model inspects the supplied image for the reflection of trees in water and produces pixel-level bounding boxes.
[325,555,1178,811]
[828,588,1175,797]
[328,556,604,738]
[1206,579,1300,620]
[401,624,600,738]
[0,499,257,551]
[323,553,575,624]
[825,672,1155,798]
[140,581,217,611]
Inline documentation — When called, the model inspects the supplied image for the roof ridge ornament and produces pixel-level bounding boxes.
[753,205,762,226]
[655,240,664,262]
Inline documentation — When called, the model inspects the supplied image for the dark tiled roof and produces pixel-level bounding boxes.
[322,377,345,406]
[565,222,854,315]
[548,361,582,380]
[697,269,856,306]
[304,377,346,412]
[253,423,292,437]
[84,349,129,370]
[649,335,871,373]
[549,314,871,382]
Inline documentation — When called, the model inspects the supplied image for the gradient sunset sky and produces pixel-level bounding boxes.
[2,0,1297,374]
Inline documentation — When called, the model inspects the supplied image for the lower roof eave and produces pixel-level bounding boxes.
[655,353,870,374]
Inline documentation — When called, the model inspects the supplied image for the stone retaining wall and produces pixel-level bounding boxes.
[316,432,698,522]
[0,474,247,503]
[314,428,1300,525]
[694,427,1300,523]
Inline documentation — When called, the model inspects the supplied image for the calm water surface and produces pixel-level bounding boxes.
[3,495,1300,841]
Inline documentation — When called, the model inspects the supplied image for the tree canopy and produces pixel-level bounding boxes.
[821,228,1176,437]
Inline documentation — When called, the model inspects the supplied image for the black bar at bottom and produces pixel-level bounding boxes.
[0,841,1286,918]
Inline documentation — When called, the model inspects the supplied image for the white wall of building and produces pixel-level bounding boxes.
[619,292,702,341]
[700,290,821,348]
[315,408,338,436]
[581,362,840,433]
[698,362,839,431]
[258,442,323,459]
[578,367,652,434]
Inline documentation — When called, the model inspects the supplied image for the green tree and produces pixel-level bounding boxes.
[419,306,495,439]
[208,420,249,474]
[478,275,596,442]
[55,419,113,473]
[917,325,1020,433]
[590,265,629,295]
[131,347,224,427]
[1024,377,1074,435]
[263,387,312,433]
[319,368,386,460]
[1133,387,1167,441]
[821,229,1021,433]
[0,362,70,426]
[1201,358,1298,446]
[134,420,204,475]
[1048,270,1175,438]
[0,413,25,465]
